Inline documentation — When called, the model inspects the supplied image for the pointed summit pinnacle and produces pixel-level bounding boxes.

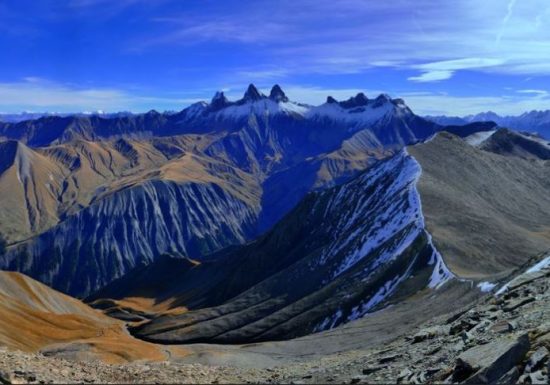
[339,93,369,109]
[372,93,392,108]
[210,91,230,111]
[243,84,264,101]
[269,84,288,102]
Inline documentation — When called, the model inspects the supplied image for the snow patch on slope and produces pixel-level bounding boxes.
[216,99,309,119]
[495,255,550,296]
[526,255,550,273]
[347,260,416,322]
[464,130,497,146]
[477,281,497,292]
[426,233,454,289]
[318,151,424,278]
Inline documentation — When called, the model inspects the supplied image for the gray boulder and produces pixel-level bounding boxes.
[452,333,530,383]
[525,346,549,373]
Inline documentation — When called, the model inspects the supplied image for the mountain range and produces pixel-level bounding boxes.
[0,84,493,297]
[0,84,549,383]
[0,111,134,123]
[426,110,550,140]
[87,131,550,344]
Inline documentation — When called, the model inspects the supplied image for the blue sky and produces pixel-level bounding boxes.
[1,0,550,115]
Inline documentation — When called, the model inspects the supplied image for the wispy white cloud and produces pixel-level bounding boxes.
[401,92,550,116]
[135,0,550,81]
[516,89,550,99]
[496,0,517,45]
[408,58,506,82]
[140,20,290,47]
[408,70,454,83]
[235,69,291,82]
[516,89,548,96]
[0,78,197,113]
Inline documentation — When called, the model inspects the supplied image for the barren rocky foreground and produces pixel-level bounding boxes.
[1,254,549,384]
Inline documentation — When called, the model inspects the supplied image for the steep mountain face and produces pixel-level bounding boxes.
[90,133,550,345]
[2,151,261,297]
[98,151,453,344]
[197,86,443,229]
[0,135,208,243]
[477,128,550,160]
[0,141,66,242]
[201,87,440,180]
[0,85,440,149]
[408,132,550,279]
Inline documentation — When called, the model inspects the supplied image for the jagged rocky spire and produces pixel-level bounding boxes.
[326,96,338,104]
[269,84,288,103]
[372,93,392,108]
[354,92,369,105]
[339,93,369,109]
[210,91,230,111]
[242,84,264,101]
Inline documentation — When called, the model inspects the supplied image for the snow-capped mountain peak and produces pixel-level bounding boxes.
[269,84,288,103]
[338,92,369,108]
[321,93,396,111]
[241,83,265,102]
[307,92,402,127]
[207,84,309,118]
[372,93,392,108]
[210,91,230,111]
[184,101,208,117]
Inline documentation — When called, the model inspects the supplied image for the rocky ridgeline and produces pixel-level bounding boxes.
[316,256,550,384]
[0,256,549,384]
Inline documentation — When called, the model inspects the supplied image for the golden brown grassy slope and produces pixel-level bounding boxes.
[0,141,66,242]
[0,271,171,364]
[0,134,222,243]
[409,132,550,279]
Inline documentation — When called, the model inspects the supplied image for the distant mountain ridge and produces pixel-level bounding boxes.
[0,84,440,147]
[425,110,550,139]
[0,111,134,123]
